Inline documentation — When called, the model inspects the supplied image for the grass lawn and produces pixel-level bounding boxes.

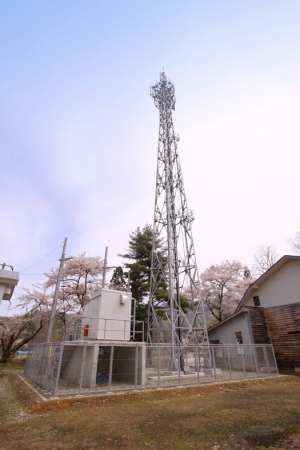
[0,361,300,449]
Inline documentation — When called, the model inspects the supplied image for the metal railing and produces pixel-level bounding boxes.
[24,342,278,397]
[63,317,145,342]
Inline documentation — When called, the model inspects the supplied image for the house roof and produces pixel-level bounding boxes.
[235,254,300,312]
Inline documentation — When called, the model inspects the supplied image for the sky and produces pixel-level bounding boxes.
[1,0,300,315]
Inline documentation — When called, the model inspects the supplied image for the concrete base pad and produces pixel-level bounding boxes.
[204,368,222,375]
[148,372,206,381]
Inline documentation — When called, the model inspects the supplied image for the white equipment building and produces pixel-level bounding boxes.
[44,288,146,390]
[82,288,132,341]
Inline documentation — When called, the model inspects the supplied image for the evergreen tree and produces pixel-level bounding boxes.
[119,224,168,340]
[109,266,127,290]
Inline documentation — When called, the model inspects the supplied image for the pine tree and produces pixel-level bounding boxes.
[109,266,127,290]
[119,224,168,339]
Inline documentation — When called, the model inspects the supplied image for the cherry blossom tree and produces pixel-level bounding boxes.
[45,252,104,316]
[0,253,104,362]
[200,260,253,323]
[0,286,50,363]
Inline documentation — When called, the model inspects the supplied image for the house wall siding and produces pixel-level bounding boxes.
[246,306,271,344]
[245,260,300,308]
[208,312,252,345]
[264,302,300,367]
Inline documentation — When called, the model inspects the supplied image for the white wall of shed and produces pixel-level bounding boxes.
[208,312,252,345]
[245,259,300,308]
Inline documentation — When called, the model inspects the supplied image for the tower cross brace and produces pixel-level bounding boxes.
[147,72,208,355]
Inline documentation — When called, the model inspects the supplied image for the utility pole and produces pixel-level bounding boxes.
[101,246,108,288]
[45,237,71,344]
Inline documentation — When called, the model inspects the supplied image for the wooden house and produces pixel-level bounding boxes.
[208,255,300,367]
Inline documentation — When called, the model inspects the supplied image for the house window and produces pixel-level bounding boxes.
[253,295,260,306]
[235,331,243,344]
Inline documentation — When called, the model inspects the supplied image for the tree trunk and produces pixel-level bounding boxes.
[0,348,14,363]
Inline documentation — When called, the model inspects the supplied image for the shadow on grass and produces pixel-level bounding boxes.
[0,357,26,371]
[278,366,300,378]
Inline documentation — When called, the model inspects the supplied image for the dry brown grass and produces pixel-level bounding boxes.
[0,366,300,449]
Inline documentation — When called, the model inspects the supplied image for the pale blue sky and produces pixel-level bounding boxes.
[1,1,300,315]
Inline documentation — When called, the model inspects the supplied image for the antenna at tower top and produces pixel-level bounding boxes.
[151,70,175,111]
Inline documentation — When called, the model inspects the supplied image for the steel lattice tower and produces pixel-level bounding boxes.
[147,72,208,355]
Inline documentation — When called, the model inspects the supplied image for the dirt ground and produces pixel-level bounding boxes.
[1,361,300,450]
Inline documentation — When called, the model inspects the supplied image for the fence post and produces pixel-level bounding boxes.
[241,346,246,379]
[158,345,161,388]
[78,343,87,395]
[178,345,181,387]
[262,345,270,375]
[253,344,259,377]
[134,345,138,389]
[54,343,64,397]
[108,345,114,392]
[44,343,53,390]
[270,344,278,374]
[195,346,200,384]
[226,345,232,381]
[212,346,217,382]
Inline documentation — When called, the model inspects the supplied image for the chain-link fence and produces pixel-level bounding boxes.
[24,342,278,396]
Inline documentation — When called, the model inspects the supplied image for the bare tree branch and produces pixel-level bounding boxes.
[288,231,300,254]
[253,245,278,276]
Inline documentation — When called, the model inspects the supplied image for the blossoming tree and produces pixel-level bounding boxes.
[200,260,253,323]
[0,253,103,363]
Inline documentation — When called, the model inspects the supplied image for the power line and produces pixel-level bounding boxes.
[19,273,45,276]
[20,241,64,273]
